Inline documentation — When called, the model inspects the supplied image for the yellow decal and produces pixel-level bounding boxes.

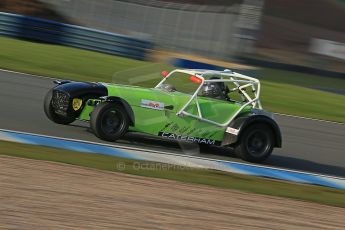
[72,98,83,111]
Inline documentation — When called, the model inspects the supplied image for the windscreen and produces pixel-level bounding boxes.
[111,63,173,87]
[162,72,201,94]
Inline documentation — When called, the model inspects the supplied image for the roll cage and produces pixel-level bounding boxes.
[155,69,262,128]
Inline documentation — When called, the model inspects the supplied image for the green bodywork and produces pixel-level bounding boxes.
[79,83,252,144]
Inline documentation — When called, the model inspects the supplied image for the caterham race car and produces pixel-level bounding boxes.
[44,69,281,162]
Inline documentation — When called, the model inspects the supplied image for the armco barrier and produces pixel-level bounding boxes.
[172,57,345,79]
[238,57,345,79]
[172,58,258,77]
[0,129,344,190]
[0,12,153,60]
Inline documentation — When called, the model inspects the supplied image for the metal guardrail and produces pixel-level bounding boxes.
[0,12,153,60]
[239,57,345,79]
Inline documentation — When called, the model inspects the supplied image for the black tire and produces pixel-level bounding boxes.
[234,124,274,163]
[90,102,129,142]
[44,89,75,125]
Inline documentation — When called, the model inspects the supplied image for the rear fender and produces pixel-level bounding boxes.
[223,115,282,147]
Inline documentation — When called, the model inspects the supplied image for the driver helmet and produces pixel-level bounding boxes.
[200,77,227,99]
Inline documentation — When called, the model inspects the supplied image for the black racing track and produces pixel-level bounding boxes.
[1,70,344,177]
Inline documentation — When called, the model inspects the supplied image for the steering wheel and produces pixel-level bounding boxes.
[159,83,176,92]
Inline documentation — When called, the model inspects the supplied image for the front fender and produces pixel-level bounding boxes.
[53,81,108,98]
[100,96,135,126]
[49,81,108,117]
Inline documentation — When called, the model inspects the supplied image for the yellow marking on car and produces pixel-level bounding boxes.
[72,98,83,111]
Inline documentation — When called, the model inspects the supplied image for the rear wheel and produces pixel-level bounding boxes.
[90,103,129,141]
[234,124,274,163]
[44,89,75,125]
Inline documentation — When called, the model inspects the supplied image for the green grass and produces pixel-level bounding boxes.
[261,81,345,122]
[0,36,344,122]
[260,68,345,90]
[0,37,149,82]
[0,140,344,207]
[258,68,345,122]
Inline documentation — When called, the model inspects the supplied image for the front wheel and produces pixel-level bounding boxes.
[90,103,129,142]
[234,124,274,163]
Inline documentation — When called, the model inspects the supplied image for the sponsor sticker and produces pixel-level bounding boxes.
[226,127,239,135]
[141,99,165,110]
[158,132,220,145]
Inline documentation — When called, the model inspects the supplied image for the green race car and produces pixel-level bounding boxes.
[44,69,281,162]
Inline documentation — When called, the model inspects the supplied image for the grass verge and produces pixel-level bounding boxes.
[0,140,344,207]
[0,36,344,122]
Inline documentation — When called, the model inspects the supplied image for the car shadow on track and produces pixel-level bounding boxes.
[265,156,345,178]
[84,129,345,178]
[124,133,345,178]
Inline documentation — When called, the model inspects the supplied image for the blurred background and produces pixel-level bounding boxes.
[1,0,344,74]
[1,1,345,217]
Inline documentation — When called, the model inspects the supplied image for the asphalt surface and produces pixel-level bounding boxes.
[0,70,344,177]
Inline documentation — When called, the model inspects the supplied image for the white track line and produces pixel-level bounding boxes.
[1,127,344,180]
[275,113,344,125]
[0,68,344,125]
[0,68,57,80]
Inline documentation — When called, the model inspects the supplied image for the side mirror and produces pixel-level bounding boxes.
[161,71,169,78]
